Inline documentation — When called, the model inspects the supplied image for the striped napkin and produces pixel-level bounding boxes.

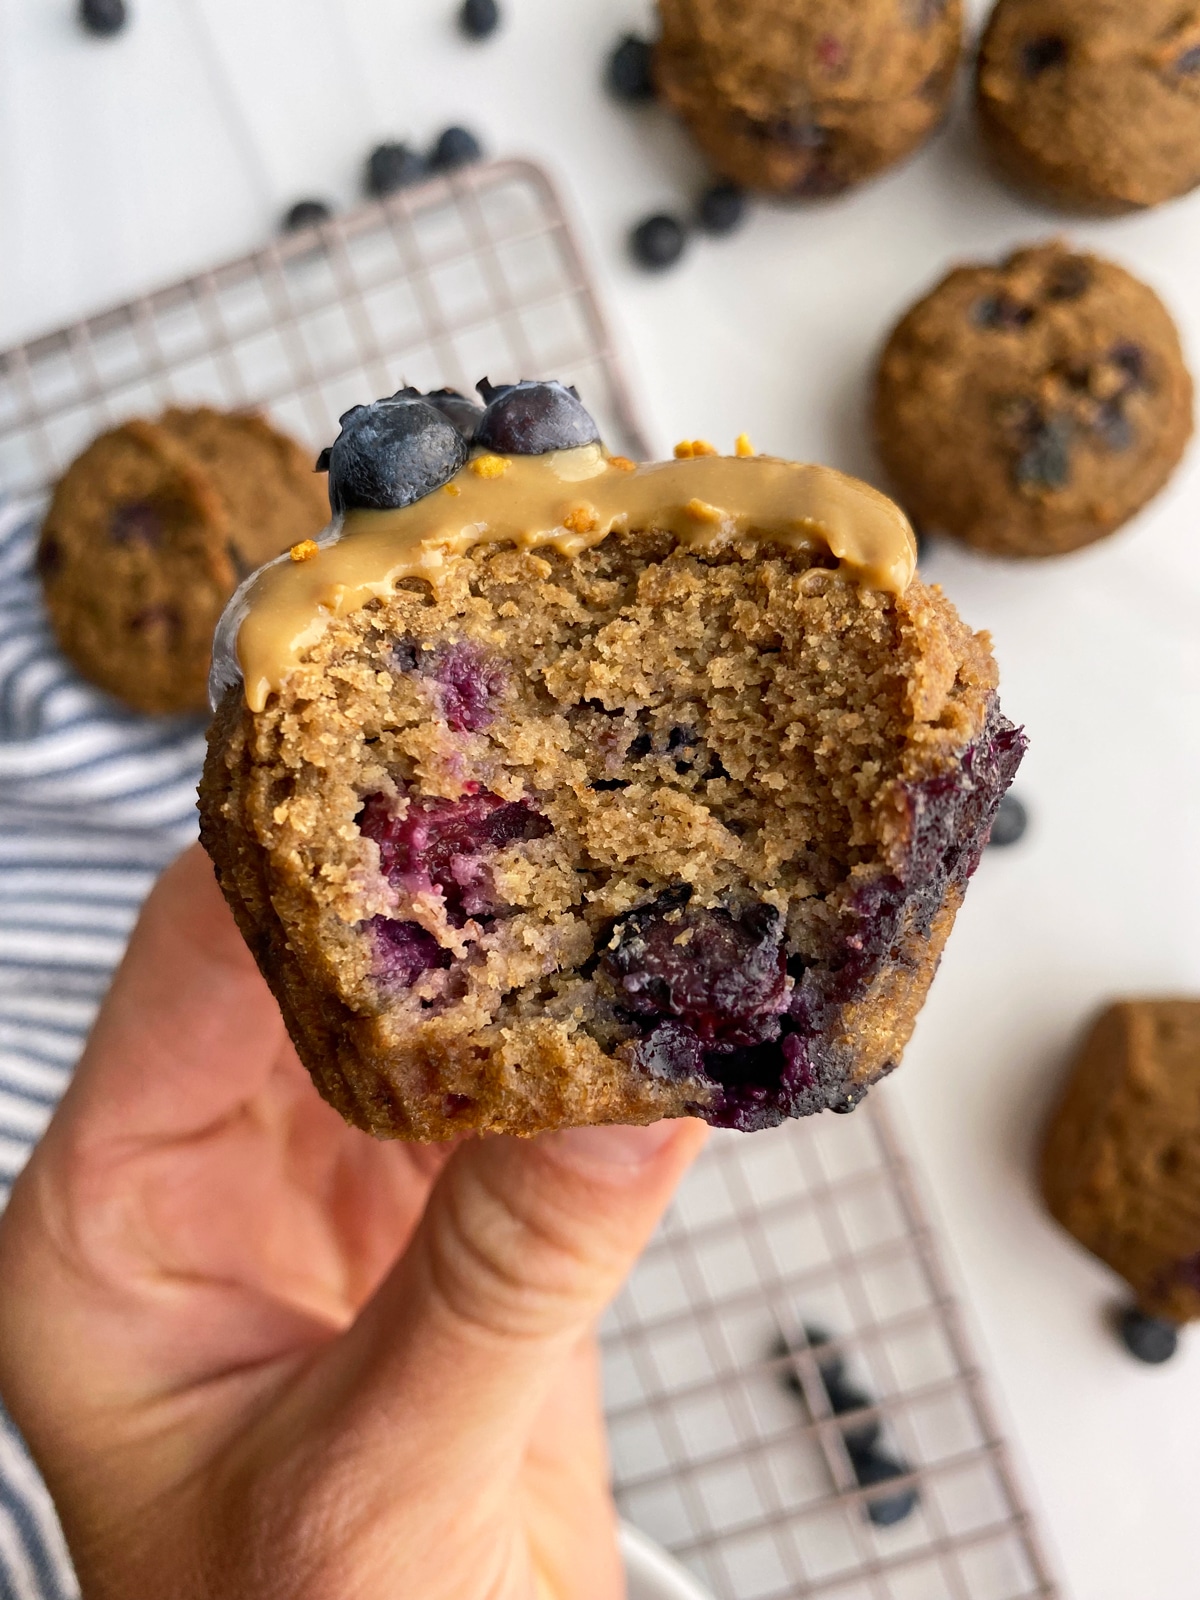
[0,495,207,1599]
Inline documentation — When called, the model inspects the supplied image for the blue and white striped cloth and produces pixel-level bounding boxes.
[0,496,207,1599]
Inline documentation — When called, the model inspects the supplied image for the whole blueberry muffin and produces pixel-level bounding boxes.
[1042,1000,1200,1325]
[978,0,1200,213]
[654,0,963,197]
[199,382,1024,1141]
[38,407,329,715]
[873,243,1193,558]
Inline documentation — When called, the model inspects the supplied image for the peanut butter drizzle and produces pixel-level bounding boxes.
[218,445,916,712]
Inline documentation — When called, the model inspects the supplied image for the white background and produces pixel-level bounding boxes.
[3,0,1200,1594]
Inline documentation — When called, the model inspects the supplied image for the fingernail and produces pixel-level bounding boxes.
[543,1120,681,1169]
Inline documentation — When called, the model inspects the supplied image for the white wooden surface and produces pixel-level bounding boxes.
[2,1,1198,1594]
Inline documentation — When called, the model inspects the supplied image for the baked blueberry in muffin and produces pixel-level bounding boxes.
[200,381,1023,1140]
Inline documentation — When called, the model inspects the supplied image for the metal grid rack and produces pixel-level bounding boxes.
[0,158,1056,1600]
[0,158,648,497]
[604,1102,1058,1600]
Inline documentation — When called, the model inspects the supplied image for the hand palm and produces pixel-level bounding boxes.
[0,849,656,1600]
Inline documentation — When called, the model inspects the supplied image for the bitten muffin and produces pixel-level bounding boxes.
[200,382,1024,1142]
[654,0,963,198]
[1042,1000,1200,1325]
[38,407,329,715]
[873,242,1193,558]
[977,0,1200,213]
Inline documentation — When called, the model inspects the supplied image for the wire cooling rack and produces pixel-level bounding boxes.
[0,158,1057,1600]
[0,158,648,495]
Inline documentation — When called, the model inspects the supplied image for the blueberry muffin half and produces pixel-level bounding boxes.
[200,382,1024,1140]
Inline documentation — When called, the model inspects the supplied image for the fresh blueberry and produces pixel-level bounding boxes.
[423,387,485,438]
[282,199,332,232]
[847,1442,920,1527]
[316,390,469,513]
[607,33,656,101]
[366,142,428,198]
[1118,1307,1179,1365]
[430,125,484,171]
[1111,341,1148,389]
[630,213,687,272]
[459,0,499,39]
[987,792,1028,849]
[603,890,788,1048]
[1021,34,1067,77]
[79,0,127,36]
[696,181,747,237]
[474,378,601,454]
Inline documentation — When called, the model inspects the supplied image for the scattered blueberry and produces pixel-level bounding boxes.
[430,125,484,172]
[282,199,332,233]
[607,33,656,101]
[1118,1307,1179,1365]
[1177,44,1200,74]
[79,0,127,36]
[825,1370,882,1453]
[458,0,499,39]
[630,213,687,272]
[848,1443,920,1527]
[696,181,747,237]
[423,387,485,438]
[366,142,428,198]
[1021,34,1067,77]
[316,389,469,513]
[987,792,1028,849]
[475,378,601,454]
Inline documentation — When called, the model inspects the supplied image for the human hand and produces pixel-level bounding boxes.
[0,845,706,1599]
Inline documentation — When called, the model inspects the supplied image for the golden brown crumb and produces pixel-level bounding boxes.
[471,455,509,479]
[608,455,636,473]
[735,434,755,457]
[563,505,600,535]
[289,539,320,562]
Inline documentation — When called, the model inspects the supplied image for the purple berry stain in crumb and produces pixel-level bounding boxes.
[604,888,789,1049]
[434,642,506,731]
[815,33,847,73]
[1014,413,1072,492]
[1176,44,1200,74]
[109,502,164,545]
[359,788,550,923]
[370,916,451,986]
[1021,34,1067,76]
[388,636,506,731]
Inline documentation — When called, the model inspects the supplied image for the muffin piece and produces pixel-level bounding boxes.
[654,0,963,198]
[200,383,1024,1142]
[977,0,1200,213]
[37,407,329,715]
[873,242,1193,558]
[1042,1000,1200,1325]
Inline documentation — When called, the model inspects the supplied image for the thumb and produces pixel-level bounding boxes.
[313,1120,706,1474]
